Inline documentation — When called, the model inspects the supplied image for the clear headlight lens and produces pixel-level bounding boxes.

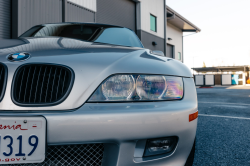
[136,75,167,100]
[101,75,135,100]
[88,74,183,102]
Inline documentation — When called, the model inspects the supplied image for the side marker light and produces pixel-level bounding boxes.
[189,111,198,122]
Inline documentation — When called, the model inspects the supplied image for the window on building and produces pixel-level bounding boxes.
[150,14,157,32]
[178,52,182,60]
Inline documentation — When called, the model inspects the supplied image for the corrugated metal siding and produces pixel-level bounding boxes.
[0,0,11,39]
[67,1,95,22]
[97,0,136,31]
[17,0,63,37]
[141,30,165,53]
[68,0,96,12]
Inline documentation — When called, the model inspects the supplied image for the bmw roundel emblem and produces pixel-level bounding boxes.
[7,53,31,62]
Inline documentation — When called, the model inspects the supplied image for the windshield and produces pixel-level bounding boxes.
[20,24,143,48]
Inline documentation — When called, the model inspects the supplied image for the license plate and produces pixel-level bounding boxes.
[0,117,46,164]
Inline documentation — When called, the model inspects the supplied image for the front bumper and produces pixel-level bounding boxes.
[0,78,197,166]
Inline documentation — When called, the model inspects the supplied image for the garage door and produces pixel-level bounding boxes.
[96,0,136,32]
[166,44,174,58]
[222,74,231,85]
[195,75,204,86]
[0,0,11,39]
[205,75,214,86]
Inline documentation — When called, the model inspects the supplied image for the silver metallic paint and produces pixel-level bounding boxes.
[0,37,192,111]
[0,77,197,165]
[0,37,197,165]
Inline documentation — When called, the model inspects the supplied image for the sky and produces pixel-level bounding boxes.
[166,0,250,69]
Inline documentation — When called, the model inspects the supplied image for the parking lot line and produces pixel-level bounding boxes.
[213,105,248,108]
[199,114,250,120]
[199,102,250,106]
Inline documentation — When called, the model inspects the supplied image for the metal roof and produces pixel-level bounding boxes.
[192,66,250,72]
[166,5,201,32]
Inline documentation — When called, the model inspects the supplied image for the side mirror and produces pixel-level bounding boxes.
[151,50,165,57]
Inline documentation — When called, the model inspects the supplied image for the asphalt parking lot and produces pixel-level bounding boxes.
[193,86,250,166]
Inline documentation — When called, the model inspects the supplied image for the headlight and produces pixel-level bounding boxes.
[101,75,135,100]
[136,75,167,100]
[88,74,183,102]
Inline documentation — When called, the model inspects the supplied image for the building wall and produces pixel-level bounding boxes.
[12,0,63,38]
[67,1,95,22]
[140,30,165,53]
[138,0,165,39]
[12,0,96,38]
[136,0,165,53]
[68,0,96,12]
[167,23,183,61]
[0,0,11,39]
[96,0,136,32]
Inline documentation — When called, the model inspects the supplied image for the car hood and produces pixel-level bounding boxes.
[0,37,193,110]
[0,37,141,56]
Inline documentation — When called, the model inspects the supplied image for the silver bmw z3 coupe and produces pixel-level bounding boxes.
[0,23,198,166]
